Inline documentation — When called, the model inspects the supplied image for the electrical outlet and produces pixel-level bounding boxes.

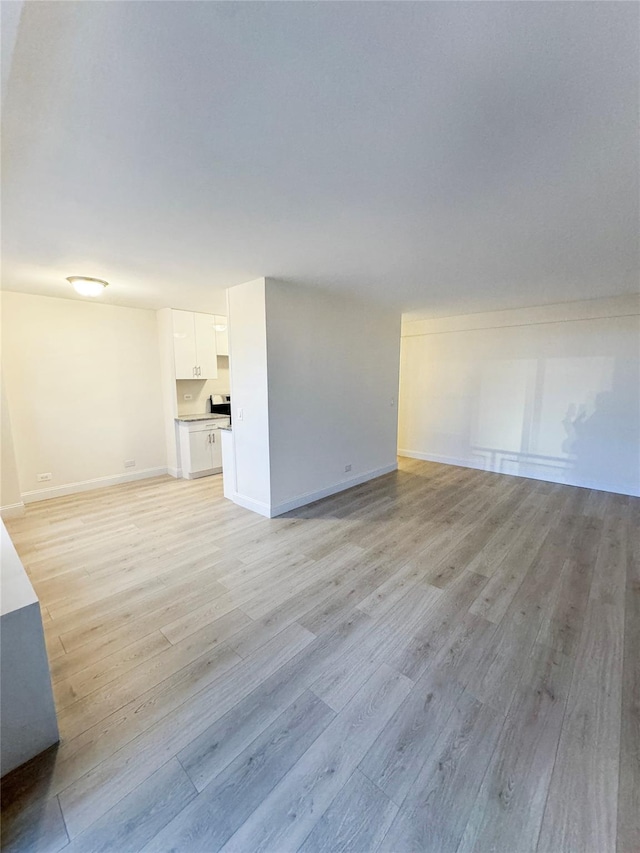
[37,473,52,482]
[344,464,352,473]
[124,459,136,468]
[183,394,192,401]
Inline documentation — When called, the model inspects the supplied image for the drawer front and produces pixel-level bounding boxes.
[183,419,226,433]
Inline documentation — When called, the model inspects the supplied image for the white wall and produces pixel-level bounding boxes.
[266,280,401,513]
[226,279,271,513]
[176,361,230,416]
[0,380,23,516]
[2,292,166,501]
[156,307,180,477]
[226,278,401,517]
[398,295,640,497]
[1,0,23,106]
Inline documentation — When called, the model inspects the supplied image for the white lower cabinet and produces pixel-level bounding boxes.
[178,420,228,478]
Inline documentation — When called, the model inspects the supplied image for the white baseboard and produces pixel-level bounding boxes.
[269,463,399,517]
[397,449,639,498]
[167,467,182,479]
[398,449,488,470]
[184,467,222,481]
[228,492,273,518]
[226,464,399,519]
[0,501,25,519]
[21,467,168,504]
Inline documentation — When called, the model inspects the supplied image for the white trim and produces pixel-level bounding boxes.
[398,449,494,470]
[402,294,640,335]
[228,492,272,518]
[21,467,168,503]
[167,467,182,479]
[0,501,25,519]
[269,463,399,517]
[183,467,222,481]
[226,464,399,518]
[397,449,639,498]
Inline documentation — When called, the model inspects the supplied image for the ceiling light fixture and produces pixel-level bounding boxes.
[66,276,109,297]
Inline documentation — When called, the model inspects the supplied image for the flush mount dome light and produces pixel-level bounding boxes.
[66,276,109,297]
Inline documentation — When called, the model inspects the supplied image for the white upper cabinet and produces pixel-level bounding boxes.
[172,310,218,379]
[194,313,218,378]
[172,310,198,379]
[214,315,229,356]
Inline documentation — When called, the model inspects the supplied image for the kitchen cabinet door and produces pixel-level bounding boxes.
[210,429,222,469]
[188,429,214,475]
[194,312,218,378]
[172,311,197,379]
[214,316,229,356]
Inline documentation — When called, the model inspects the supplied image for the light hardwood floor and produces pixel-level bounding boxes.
[1,459,637,853]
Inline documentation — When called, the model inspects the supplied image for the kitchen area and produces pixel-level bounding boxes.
[158,308,234,482]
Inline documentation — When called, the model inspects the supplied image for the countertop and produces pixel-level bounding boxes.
[175,413,229,423]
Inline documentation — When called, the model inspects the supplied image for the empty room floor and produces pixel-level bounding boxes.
[1,458,637,853]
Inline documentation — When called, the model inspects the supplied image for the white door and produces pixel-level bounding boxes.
[194,313,218,379]
[189,429,214,474]
[214,316,229,356]
[172,311,197,379]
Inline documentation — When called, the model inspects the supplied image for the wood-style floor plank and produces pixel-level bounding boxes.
[218,663,413,853]
[177,609,374,793]
[0,793,69,853]
[358,654,466,805]
[62,758,196,853]
[143,691,334,853]
[56,609,250,740]
[58,623,314,838]
[0,461,635,853]
[378,691,503,853]
[457,642,574,853]
[297,769,398,853]
[618,500,640,853]
[537,511,627,853]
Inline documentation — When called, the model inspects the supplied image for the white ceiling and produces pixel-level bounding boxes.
[1,1,638,316]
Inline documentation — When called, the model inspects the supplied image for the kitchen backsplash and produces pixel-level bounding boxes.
[176,358,230,415]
